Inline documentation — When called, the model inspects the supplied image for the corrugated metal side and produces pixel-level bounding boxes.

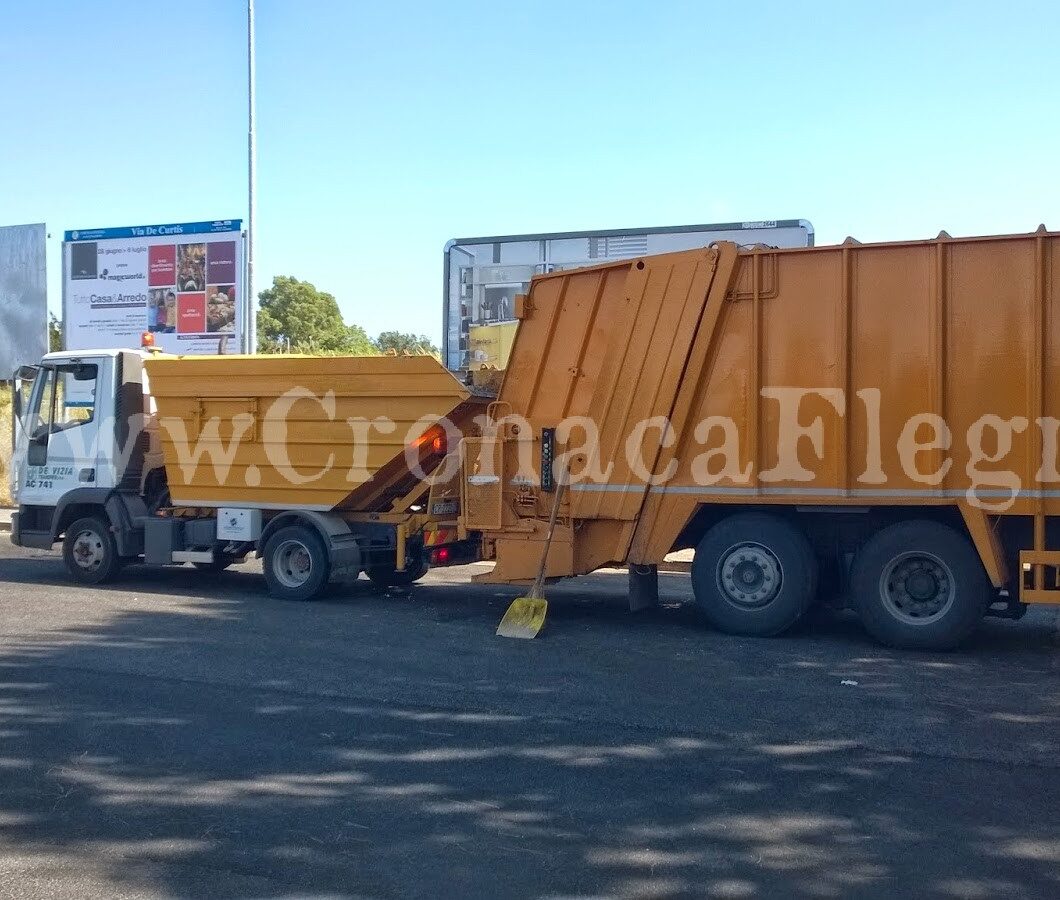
[626,230,1060,566]
[145,354,469,510]
[575,249,725,522]
[483,248,735,571]
[652,232,1060,505]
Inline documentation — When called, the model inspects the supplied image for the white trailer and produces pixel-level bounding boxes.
[442,219,814,373]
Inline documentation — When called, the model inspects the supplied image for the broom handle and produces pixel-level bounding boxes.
[531,465,566,598]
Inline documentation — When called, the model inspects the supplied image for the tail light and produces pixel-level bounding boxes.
[412,427,448,455]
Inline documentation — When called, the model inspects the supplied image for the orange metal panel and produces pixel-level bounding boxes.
[958,503,1007,588]
[145,354,470,510]
[476,249,732,573]
[575,249,723,523]
[461,436,504,530]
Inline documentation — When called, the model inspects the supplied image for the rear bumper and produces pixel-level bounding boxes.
[426,537,480,567]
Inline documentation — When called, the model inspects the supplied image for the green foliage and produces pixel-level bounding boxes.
[48,313,62,352]
[256,276,377,355]
[375,330,440,357]
[254,276,442,359]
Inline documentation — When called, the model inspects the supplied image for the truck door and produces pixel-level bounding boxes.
[9,365,38,499]
[16,357,110,507]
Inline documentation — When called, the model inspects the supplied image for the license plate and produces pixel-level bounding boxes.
[431,500,459,516]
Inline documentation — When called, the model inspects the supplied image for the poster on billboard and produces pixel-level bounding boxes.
[443,220,814,373]
[63,220,243,354]
[0,223,47,375]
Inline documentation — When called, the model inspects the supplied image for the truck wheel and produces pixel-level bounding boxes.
[850,520,989,650]
[366,557,429,588]
[62,516,123,585]
[691,512,817,636]
[262,526,330,601]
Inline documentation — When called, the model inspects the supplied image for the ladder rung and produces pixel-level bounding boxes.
[1019,550,1060,602]
[1020,550,1060,566]
[1021,589,1060,604]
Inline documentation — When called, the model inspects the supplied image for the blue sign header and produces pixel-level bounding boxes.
[64,220,242,242]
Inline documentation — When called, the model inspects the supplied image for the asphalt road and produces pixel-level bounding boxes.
[0,543,1057,899]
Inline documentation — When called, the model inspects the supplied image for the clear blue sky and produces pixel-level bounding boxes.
[2,0,1057,343]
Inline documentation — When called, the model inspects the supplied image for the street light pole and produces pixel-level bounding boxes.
[246,0,257,354]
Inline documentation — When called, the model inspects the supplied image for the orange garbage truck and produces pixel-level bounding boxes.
[461,226,1060,648]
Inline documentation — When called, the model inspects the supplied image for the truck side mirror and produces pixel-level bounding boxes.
[12,365,37,422]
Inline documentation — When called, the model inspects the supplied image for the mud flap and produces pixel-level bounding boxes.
[628,564,659,612]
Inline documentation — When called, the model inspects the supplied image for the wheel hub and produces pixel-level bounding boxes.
[717,543,783,607]
[880,552,954,624]
[72,530,104,571]
[905,570,937,601]
[274,540,313,589]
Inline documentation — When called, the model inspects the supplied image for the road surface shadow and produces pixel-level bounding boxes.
[0,550,1057,895]
[0,653,1057,897]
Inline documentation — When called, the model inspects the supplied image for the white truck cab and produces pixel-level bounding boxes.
[9,349,158,579]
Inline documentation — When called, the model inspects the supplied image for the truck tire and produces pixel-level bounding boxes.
[850,520,989,650]
[691,512,817,636]
[62,516,124,585]
[366,557,429,588]
[262,525,330,601]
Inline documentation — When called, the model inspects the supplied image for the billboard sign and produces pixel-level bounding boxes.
[443,219,814,373]
[63,220,243,354]
[0,223,48,375]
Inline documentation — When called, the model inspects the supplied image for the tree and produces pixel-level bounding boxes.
[375,331,440,357]
[48,313,62,352]
[256,276,376,355]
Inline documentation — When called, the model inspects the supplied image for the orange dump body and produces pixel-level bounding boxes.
[461,229,1060,593]
[146,354,478,512]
